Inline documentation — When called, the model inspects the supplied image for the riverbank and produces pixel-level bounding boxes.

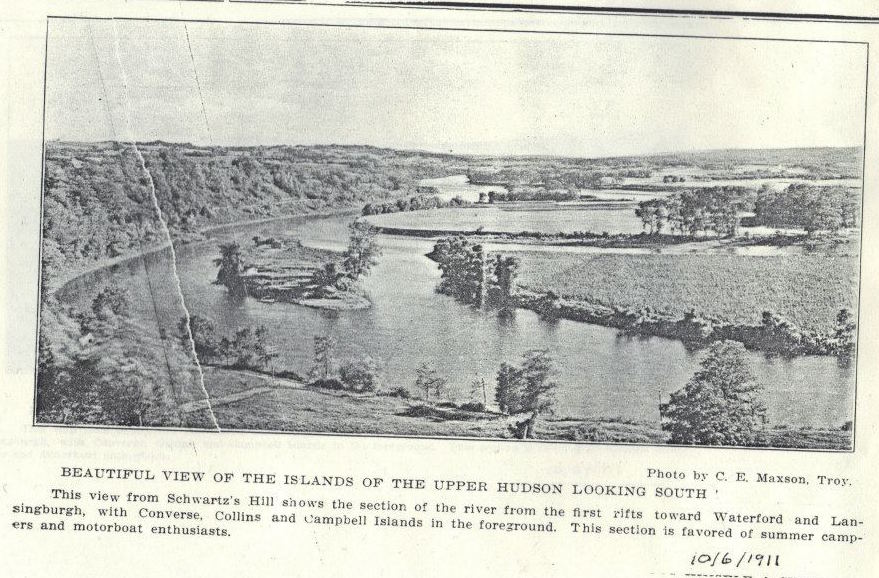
[201,367,851,449]
[49,207,361,295]
[236,235,371,311]
[513,290,847,357]
[375,224,855,252]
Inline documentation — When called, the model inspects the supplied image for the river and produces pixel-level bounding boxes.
[56,211,855,430]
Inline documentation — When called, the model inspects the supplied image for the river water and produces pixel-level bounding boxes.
[57,212,855,429]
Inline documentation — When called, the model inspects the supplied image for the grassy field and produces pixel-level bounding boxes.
[515,252,859,333]
[202,368,849,449]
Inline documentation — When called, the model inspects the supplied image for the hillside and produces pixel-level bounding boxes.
[40,141,469,287]
[41,141,862,289]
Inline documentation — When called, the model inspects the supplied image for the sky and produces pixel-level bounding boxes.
[45,18,868,158]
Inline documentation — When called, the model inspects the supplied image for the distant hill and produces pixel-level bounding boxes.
[40,141,861,288]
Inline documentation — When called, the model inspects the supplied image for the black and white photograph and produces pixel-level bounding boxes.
[36,17,865,450]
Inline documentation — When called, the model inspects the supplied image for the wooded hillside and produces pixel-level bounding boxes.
[41,141,468,285]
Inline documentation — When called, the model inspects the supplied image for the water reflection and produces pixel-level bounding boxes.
[54,213,855,429]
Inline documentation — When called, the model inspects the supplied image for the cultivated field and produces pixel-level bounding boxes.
[515,252,860,333]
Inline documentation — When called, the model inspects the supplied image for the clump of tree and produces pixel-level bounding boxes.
[177,315,275,371]
[634,199,670,235]
[432,236,487,306]
[661,340,766,446]
[305,335,380,393]
[467,167,651,190]
[752,183,859,235]
[90,285,131,320]
[535,291,562,320]
[361,194,468,215]
[431,236,519,311]
[634,186,752,237]
[494,349,559,439]
[487,186,579,202]
[414,363,449,403]
[37,285,181,427]
[214,242,247,298]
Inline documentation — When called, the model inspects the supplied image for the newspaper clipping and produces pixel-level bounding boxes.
[1,0,877,576]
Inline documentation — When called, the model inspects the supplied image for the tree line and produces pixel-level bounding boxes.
[752,183,859,234]
[634,186,751,237]
[635,183,860,238]
[361,193,468,215]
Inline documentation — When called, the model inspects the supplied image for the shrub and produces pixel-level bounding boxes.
[385,386,411,399]
[459,401,486,412]
[339,356,379,392]
[309,378,346,391]
[91,285,131,320]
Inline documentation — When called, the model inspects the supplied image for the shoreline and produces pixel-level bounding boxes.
[49,207,360,295]
[512,290,848,359]
[373,224,857,252]
[51,204,851,360]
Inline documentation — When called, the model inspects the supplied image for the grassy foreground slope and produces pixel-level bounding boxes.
[203,369,850,450]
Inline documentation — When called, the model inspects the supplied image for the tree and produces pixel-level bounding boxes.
[214,242,247,298]
[340,356,380,392]
[834,308,857,359]
[342,220,382,281]
[178,315,219,361]
[517,350,559,438]
[432,236,488,306]
[661,340,766,446]
[311,263,342,296]
[470,377,488,407]
[415,363,447,403]
[91,285,131,320]
[753,183,859,235]
[495,362,522,414]
[309,336,337,381]
[491,255,519,313]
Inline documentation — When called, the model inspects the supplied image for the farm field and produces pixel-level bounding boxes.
[514,251,860,333]
[365,205,645,235]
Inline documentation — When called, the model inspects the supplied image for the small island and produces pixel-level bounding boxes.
[212,221,381,311]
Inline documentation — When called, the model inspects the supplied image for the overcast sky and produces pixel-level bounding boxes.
[45,18,867,158]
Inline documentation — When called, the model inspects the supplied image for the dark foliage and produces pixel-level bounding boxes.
[661,340,766,446]
[361,194,469,215]
[41,141,467,287]
[753,183,860,234]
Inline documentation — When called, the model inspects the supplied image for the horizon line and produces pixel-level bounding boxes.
[43,138,865,162]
